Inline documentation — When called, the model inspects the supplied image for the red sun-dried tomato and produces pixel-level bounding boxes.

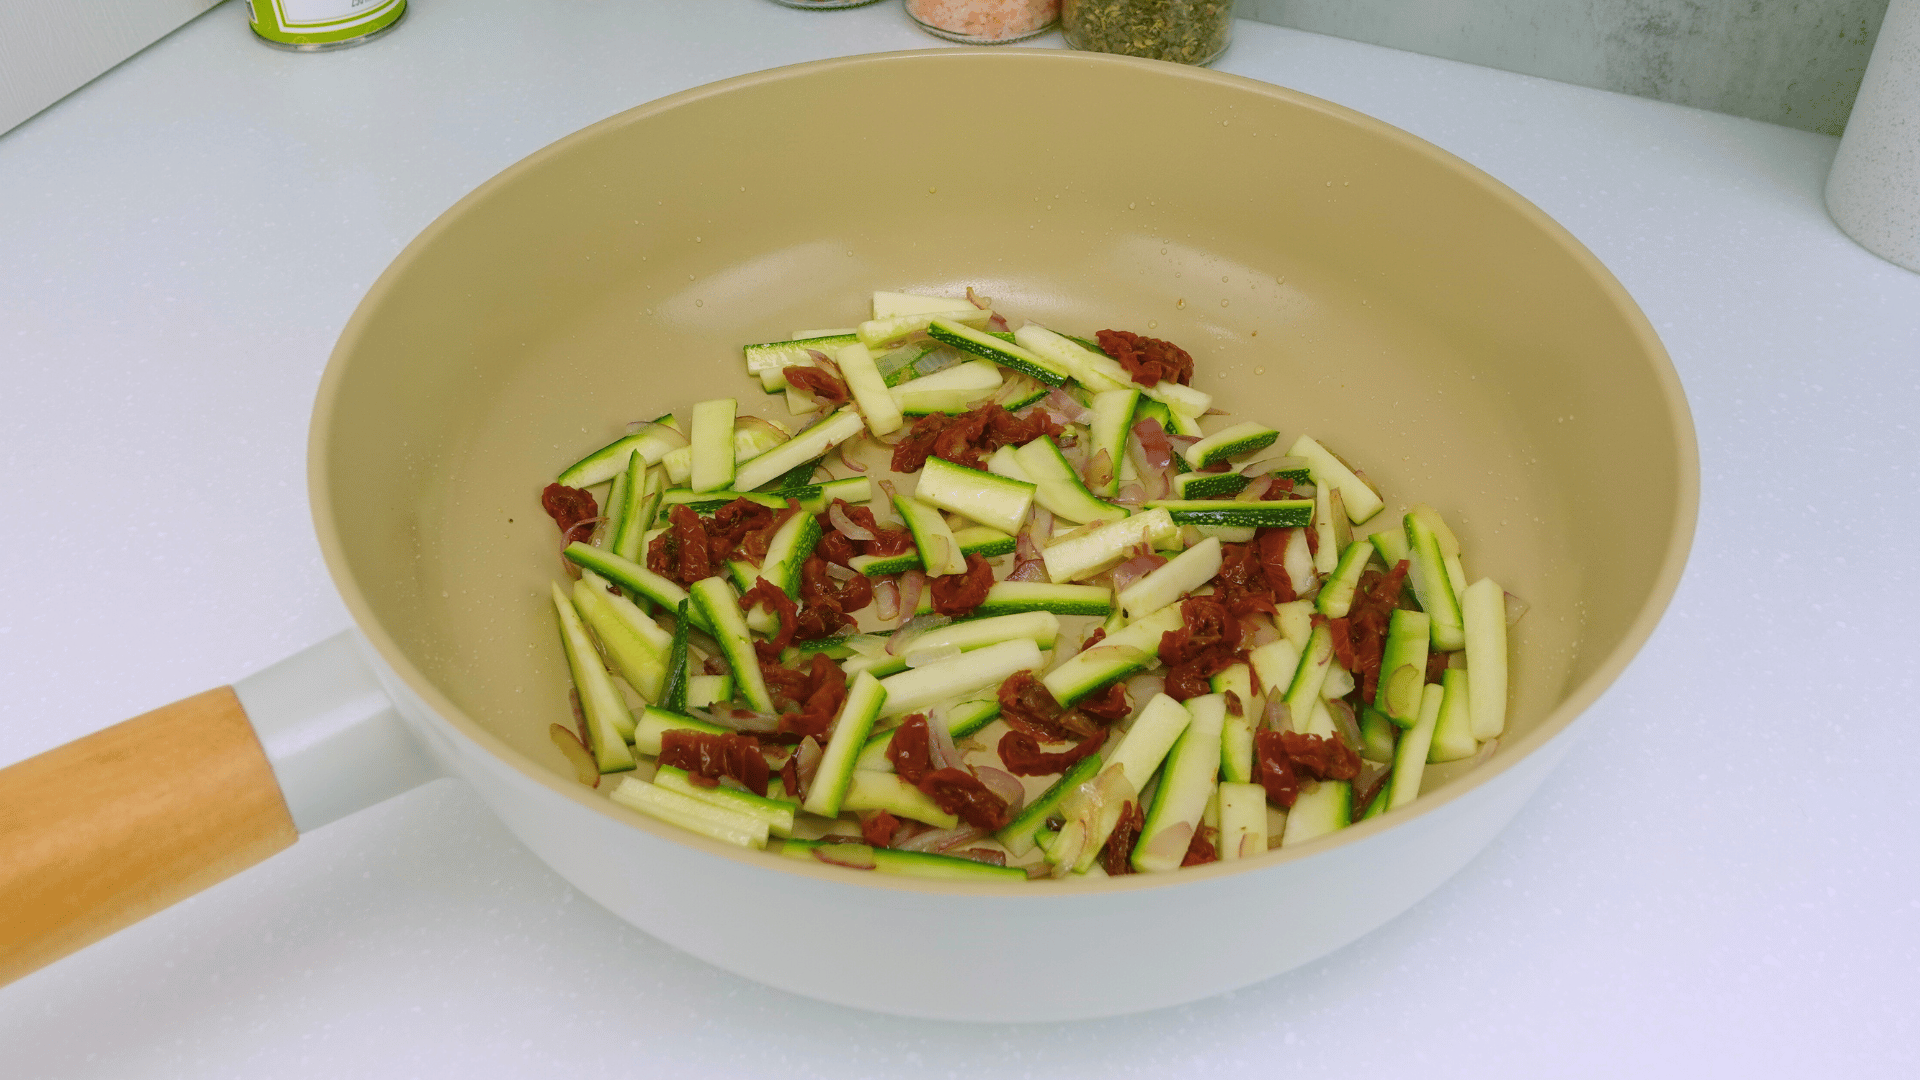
[658,730,771,797]
[770,653,848,742]
[792,554,865,642]
[918,767,1010,831]
[541,483,599,540]
[1095,329,1195,387]
[1281,730,1361,782]
[1213,541,1281,618]
[1345,559,1410,704]
[997,727,1107,777]
[891,406,1060,473]
[815,528,856,568]
[1076,681,1131,721]
[741,503,800,565]
[784,365,849,407]
[886,714,934,785]
[1256,528,1299,604]
[929,553,994,616]
[1181,825,1219,867]
[1101,801,1146,876]
[996,670,1091,742]
[739,579,798,661]
[1223,689,1244,717]
[1255,729,1302,807]
[706,498,776,564]
[860,809,901,848]
[1159,594,1245,701]
[819,499,913,559]
[647,504,714,587]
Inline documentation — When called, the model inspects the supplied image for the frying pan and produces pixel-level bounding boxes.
[0,49,1696,1022]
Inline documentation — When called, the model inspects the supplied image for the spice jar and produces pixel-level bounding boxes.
[766,0,882,9]
[906,0,1061,44]
[1062,0,1233,65]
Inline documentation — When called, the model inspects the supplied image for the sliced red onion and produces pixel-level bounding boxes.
[973,766,1025,814]
[1130,418,1173,467]
[1114,480,1147,509]
[1083,447,1115,492]
[548,723,600,789]
[986,313,1010,333]
[1326,698,1362,751]
[1245,615,1280,647]
[825,562,857,581]
[896,569,926,626]
[927,705,968,771]
[1005,558,1048,582]
[905,643,963,668]
[1262,696,1293,733]
[561,516,607,547]
[875,480,901,525]
[1109,551,1169,595]
[916,347,961,376]
[886,611,953,655]
[733,414,789,441]
[1505,592,1529,626]
[624,419,688,447]
[896,823,986,853]
[837,437,870,474]
[1167,434,1200,460]
[1042,387,1095,425]
[966,286,991,310]
[1125,672,1165,709]
[952,847,1008,867]
[1046,819,1089,879]
[792,736,824,800]
[1203,406,1229,416]
[1234,480,1268,502]
[812,842,877,870]
[890,818,924,848]
[1059,435,1089,476]
[874,577,901,622]
[829,501,876,542]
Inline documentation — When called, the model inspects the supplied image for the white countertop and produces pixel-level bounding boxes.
[3,1,1917,1075]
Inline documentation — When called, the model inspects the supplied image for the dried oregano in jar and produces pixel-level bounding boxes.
[1061,0,1233,65]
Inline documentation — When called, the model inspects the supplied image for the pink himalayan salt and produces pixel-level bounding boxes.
[906,0,1059,41]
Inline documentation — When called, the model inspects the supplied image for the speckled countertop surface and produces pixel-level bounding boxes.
[2,2,1917,1076]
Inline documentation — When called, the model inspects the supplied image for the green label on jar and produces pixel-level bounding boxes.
[248,0,408,47]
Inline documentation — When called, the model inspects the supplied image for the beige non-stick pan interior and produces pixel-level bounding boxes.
[314,50,1694,862]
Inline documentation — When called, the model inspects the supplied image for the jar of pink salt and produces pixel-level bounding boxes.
[905,0,1060,43]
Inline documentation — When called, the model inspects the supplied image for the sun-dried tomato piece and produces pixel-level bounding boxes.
[815,528,856,568]
[1213,541,1280,618]
[997,727,1107,776]
[996,670,1084,742]
[658,730,771,797]
[1426,650,1450,684]
[1255,729,1301,807]
[784,365,849,407]
[886,714,934,785]
[647,505,713,586]
[779,752,800,802]
[541,483,599,537]
[1346,559,1410,703]
[791,554,864,642]
[705,498,776,564]
[761,660,812,704]
[741,503,800,564]
[1080,626,1107,652]
[1281,730,1361,781]
[860,809,901,848]
[890,405,1059,473]
[1223,689,1244,717]
[1257,528,1299,604]
[775,653,847,742]
[1181,825,1219,866]
[918,767,1011,831]
[739,579,798,661]
[1159,594,1245,701]
[1095,329,1195,387]
[1100,801,1145,876]
[928,553,994,616]
[1076,681,1130,721]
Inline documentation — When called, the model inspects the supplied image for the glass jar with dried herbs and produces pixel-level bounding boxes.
[1062,0,1233,65]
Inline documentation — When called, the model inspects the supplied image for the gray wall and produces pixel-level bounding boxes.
[1240,0,1889,135]
[1,0,223,135]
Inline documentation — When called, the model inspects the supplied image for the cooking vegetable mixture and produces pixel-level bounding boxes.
[538,289,1515,881]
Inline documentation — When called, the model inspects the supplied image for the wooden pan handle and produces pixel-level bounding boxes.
[0,687,296,986]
